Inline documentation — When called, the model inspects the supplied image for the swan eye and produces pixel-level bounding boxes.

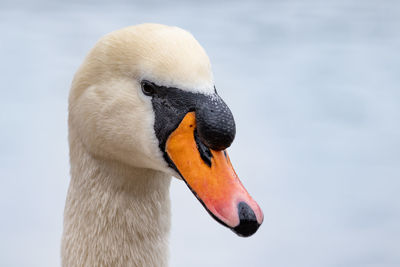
[141,81,155,96]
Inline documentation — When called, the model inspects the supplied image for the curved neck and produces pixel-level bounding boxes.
[62,136,171,267]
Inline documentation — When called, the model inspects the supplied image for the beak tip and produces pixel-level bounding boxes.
[232,221,261,238]
[232,201,262,237]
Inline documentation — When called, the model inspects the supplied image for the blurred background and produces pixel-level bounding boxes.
[1,0,399,266]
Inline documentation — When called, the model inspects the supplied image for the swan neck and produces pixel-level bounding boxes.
[62,139,171,267]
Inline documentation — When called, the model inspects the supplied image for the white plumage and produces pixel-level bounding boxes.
[62,24,215,267]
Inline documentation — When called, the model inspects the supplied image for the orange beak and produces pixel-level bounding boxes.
[166,112,263,236]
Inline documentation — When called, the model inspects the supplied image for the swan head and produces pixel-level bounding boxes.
[69,23,263,237]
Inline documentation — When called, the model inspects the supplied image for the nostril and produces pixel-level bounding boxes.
[233,202,260,237]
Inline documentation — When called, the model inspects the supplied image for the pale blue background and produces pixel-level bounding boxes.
[1,0,399,266]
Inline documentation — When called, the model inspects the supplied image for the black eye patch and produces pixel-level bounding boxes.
[143,80,235,169]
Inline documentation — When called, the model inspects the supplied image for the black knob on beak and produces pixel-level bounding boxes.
[195,95,236,151]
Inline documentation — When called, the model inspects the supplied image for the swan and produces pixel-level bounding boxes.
[61,23,263,267]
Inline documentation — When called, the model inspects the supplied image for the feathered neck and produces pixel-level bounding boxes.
[61,132,171,266]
